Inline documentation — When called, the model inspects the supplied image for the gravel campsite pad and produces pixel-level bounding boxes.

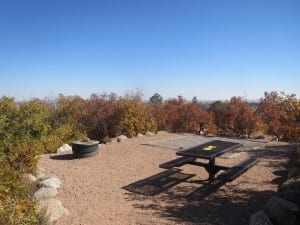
[39,131,292,225]
[143,134,267,152]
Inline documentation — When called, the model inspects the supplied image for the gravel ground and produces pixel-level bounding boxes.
[39,131,293,225]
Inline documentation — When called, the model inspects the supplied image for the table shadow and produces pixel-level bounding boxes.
[123,168,195,196]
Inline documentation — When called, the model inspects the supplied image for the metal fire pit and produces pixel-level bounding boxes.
[72,140,99,158]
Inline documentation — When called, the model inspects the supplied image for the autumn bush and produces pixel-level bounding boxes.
[81,93,118,142]
[81,92,157,141]
[212,97,261,138]
[163,96,216,134]
[257,91,300,142]
[149,103,167,130]
[113,93,157,137]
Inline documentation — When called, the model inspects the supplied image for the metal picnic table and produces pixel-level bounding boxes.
[160,140,244,181]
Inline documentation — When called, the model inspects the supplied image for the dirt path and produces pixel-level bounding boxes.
[39,132,293,225]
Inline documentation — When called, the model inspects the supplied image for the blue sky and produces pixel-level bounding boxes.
[0,0,299,101]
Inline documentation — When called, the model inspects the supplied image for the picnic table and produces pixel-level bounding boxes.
[159,140,258,181]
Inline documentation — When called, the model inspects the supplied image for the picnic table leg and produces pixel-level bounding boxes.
[208,158,216,181]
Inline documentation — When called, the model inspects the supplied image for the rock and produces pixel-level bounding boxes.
[37,199,69,223]
[21,173,37,192]
[34,187,58,200]
[145,131,155,136]
[117,135,128,142]
[37,176,62,189]
[280,178,300,192]
[255,135,266,140]
[264,196,299,225]
[57,144,72,154]
[279,178,300,205]
[110,137,118,143]
[136,133,144,138]
[249,210,274,225]
[205,133,216,137]
[253,131,266,140]
[288,167,300,179]
[36,171,45,180]
[36,166,46,180]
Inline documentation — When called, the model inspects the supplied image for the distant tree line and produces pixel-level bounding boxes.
[149,91,299,142]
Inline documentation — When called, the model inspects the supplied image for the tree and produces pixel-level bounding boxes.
[208,100,224,114]
[149,93,163,104]
[192,96,199,104]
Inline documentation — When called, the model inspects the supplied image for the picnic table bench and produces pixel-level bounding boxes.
[159,140,259,182]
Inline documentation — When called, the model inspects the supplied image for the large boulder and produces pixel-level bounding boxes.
[288,167,300,179]
[34,187,58,200]
[37,199,69,224]
[279,177,300,205]
[264,196,299,225]
[249,210,274,225]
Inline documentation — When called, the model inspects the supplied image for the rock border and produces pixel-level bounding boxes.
[22,168,69,224]
[249,155,300,225]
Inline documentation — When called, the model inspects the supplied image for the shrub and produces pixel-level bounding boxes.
[215,97,261,137]
[257,91,300,142]
[114,93,157,137]
[44,94,87,152]
[163,97,215,134]
[149,103,167,130]
[0,97,46,224]
[0,154,45,225]
[82,93,118,141]
[176,103,213,133]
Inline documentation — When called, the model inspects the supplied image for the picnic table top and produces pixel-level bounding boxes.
[176,140,242,159]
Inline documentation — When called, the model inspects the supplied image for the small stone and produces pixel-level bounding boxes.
[110,138,118,143]
[21,173,37,192]
[36,166,46,180]
[145,131,155,136]
[34,187,58,200]
[57,144,72,154]
[117,135,128,142]
[136,133,144,138]
[37,176,61,189]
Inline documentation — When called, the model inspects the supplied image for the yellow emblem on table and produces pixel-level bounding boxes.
[203,145,217,151]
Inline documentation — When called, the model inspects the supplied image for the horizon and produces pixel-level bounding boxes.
[1,1,299,101]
